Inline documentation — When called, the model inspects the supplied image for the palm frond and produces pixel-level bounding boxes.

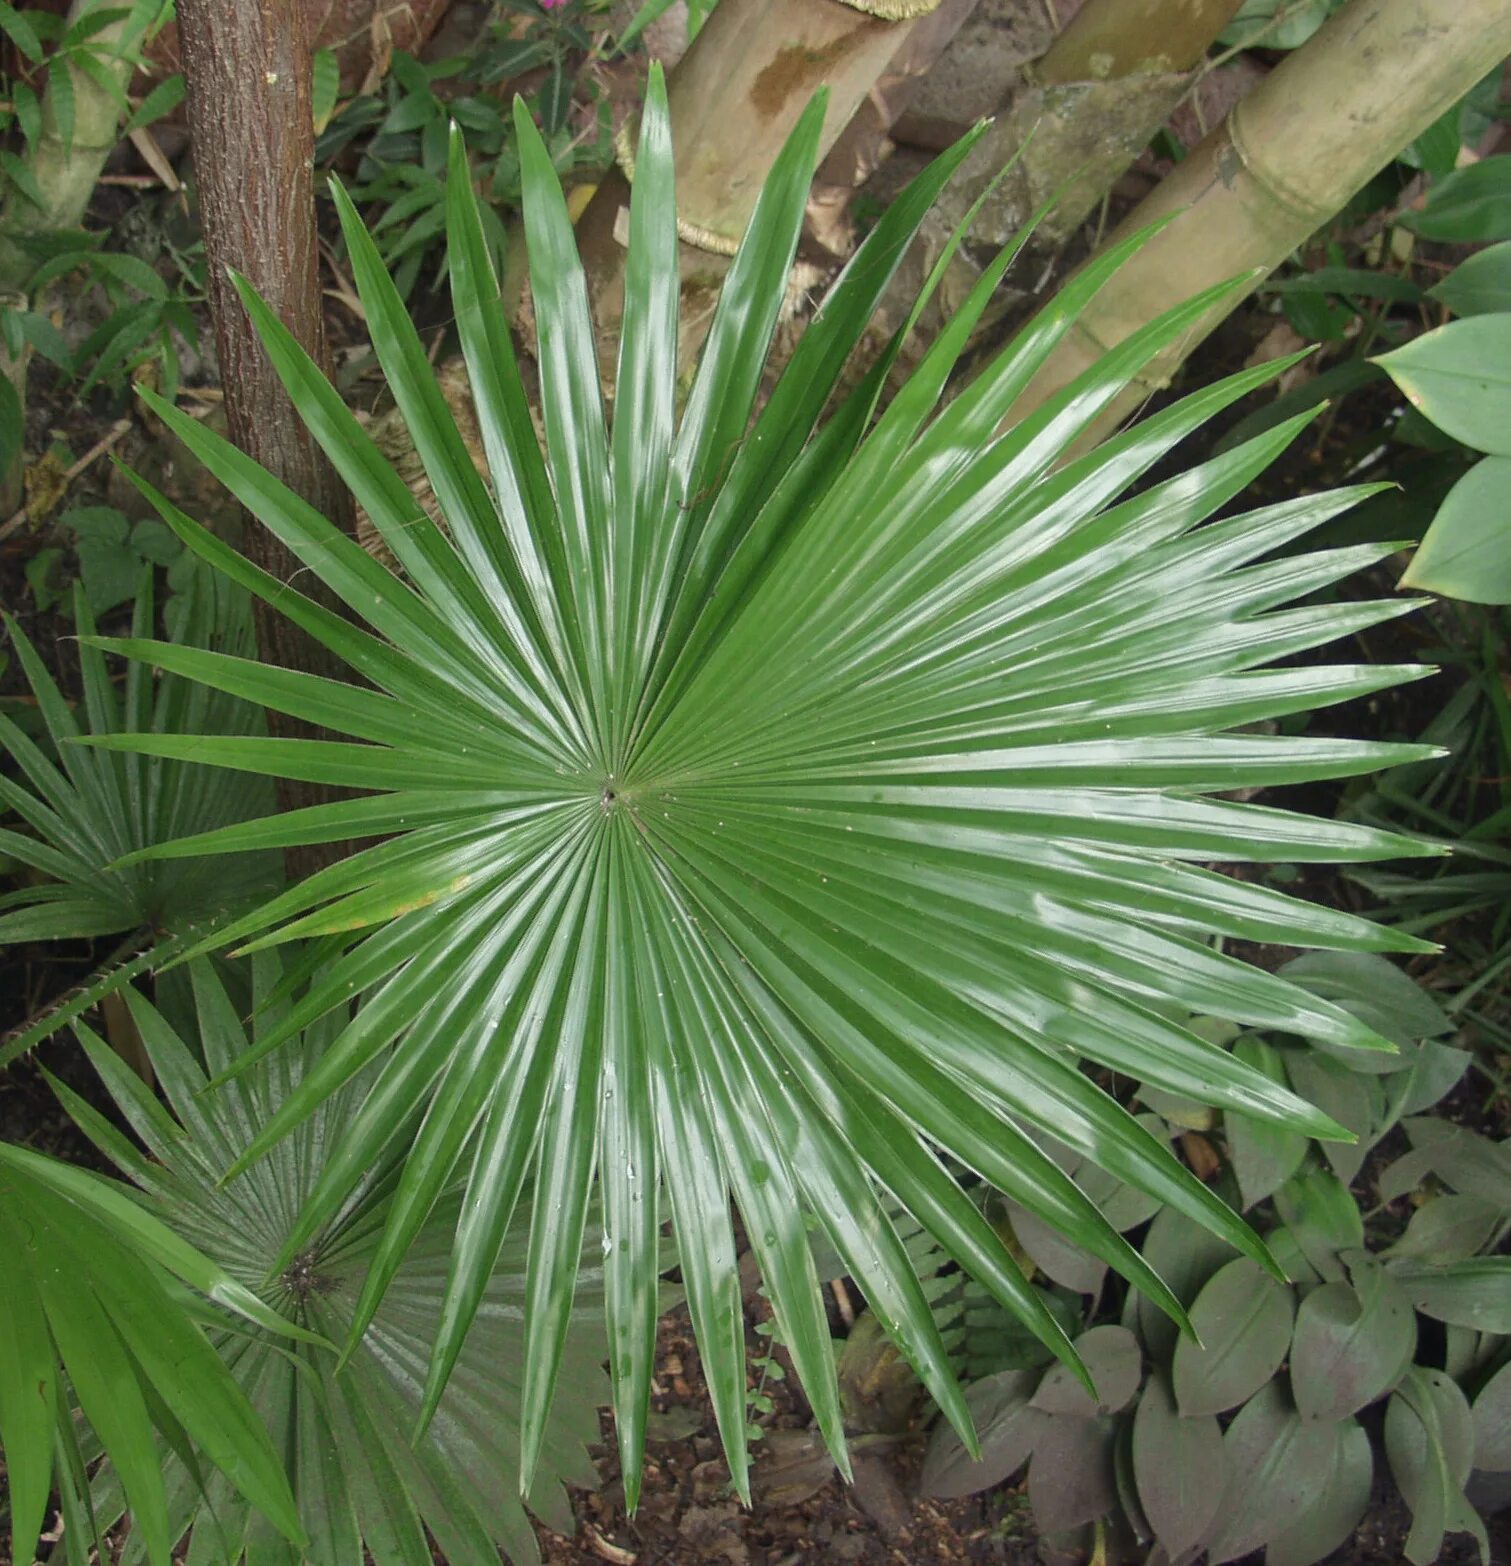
[0,1140,306,1566]
[92,68,1441,1498]
[0,570,280,1059]
[57,952,608,1566]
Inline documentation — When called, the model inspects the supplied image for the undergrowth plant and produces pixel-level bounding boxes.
[920,961,1510,1566]
[0,1135,307,1566]
[0,572,278,1064]
[320,9,614,302]
[75,64,1453,1521]
[53,952,607,1566]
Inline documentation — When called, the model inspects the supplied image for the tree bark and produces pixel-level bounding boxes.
[177,0,352,561]
[177,0,355,867]
[1007,0,1511,443]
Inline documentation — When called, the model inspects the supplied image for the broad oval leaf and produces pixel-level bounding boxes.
[1379,1120,1511,1209]
[1385,1367,1487,1566]
[1281,951,1450,1059]
[1398,1040,1472,1117]
[1030,1325,1141,1417]
[1391,1257,1511,1334]
[1131,1372,1225,1558]
[1284,1049,1381,1185]
[919,1368,1048,1499]
[1265,1416,1374,1566]
[1204,1381,1341,1564]
[1173,1258,1294,1416]
[1429,242,1511,318]
[100,78,1439,1490]
[1227,1037,1308,1207]
[1290,1261,1415,1422]
[1216,0,1343,49]
[1006,1200,1109,1296]
[1374,317,1511,457]
[1400,157,1511,243]
[1026,1413,1120,1535]
[1401,456,1511,605]
[1133,1205,1237,1365]
[1384,1193,1503,1266]
[1276,1166,1365,1282]
[1472,1361,1511,1473]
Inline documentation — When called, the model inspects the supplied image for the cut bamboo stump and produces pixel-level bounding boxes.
[574,0,948,369]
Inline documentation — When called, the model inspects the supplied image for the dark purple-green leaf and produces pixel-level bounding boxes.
[919,1369,1047,1500]
[1173,1259,1294,1417]
[1227,1037,1309,1208]
[1290,1259,1415,1422]
[1204,1381,1341,1563]
[1276,1167,1364,1282]
[1284,1050,1381,1185]
[1131,1372,1224,1558]
[1391,1258,1511,1334]
[1385,1194,1503,1266]
[1472,1361,1511,1473]
[1026,1414,1119,1534]
[1031,1326,1141,1418]
[1132,1205,1237,1366]
[1008,1201,1108,1296]
[1385,1367,1487,1566]
[1265,1417,1373,1566]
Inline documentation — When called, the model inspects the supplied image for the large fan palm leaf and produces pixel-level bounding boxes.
[87,70,1440,1503]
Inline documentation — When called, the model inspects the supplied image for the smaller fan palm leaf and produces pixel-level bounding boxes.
[88,69,1441,1501]
[0,1138,307,1566]
[53,953,607,1566]
[0,572,278,1061]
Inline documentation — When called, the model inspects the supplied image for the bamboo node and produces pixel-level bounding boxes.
[614,118,740,257]
[829,0,943,15]
[1227,102,1336,226]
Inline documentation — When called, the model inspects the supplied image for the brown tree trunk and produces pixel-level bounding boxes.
[178,0,355,869]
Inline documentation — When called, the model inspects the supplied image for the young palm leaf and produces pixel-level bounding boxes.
[0,1139,307,1566]
[55,953,607,1566]
[91,69,1441,1500]
[0,572,279,1062]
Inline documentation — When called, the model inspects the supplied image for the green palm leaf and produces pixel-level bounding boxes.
[92,68,1441,1501]
[56,953,607,1566]
[0,1139,307,1566]
[0,571,279,1062]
